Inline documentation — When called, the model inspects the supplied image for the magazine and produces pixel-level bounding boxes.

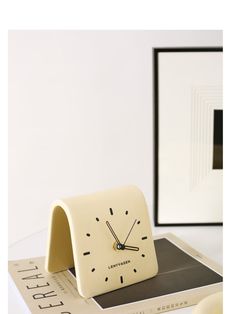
[8,233,222,313]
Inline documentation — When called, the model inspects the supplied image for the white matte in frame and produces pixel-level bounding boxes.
[157,51,223,224]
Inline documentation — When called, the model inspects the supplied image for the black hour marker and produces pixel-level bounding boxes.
[91,268,95,272]
[109,208,113,215]
[125,210,128,215]
[137,220,140,224]
[105,277,108,282]
[86,233,91,237]
[142,236,147,240]
[134,269,137,273]
[120,276,123,284]
[141,254,145,257]
[83,251,90,256]
[96,217,99,222]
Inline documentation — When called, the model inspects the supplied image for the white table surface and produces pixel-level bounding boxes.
[8,226,223,314]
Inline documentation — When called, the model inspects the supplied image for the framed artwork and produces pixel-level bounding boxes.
[154,47,223,226]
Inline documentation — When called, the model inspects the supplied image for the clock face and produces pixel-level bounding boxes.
[46,185,158,299]
[77,201,158,298]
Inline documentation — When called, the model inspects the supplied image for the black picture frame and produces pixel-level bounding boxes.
[153,47,223,226]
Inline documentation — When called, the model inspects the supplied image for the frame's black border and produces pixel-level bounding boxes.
[153,47,223,226]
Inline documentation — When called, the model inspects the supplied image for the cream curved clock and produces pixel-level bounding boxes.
[45,185,158,298]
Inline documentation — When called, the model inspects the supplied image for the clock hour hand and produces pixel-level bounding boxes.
[106,221,121,244]
[123,245,139,251]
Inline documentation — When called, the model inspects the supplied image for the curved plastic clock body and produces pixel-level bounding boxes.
[45,185,158,298]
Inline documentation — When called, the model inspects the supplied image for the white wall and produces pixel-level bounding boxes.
[8,30,222,244]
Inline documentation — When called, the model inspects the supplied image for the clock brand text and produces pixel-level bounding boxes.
[108,260,131,269]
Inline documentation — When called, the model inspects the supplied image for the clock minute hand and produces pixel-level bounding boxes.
[106,221,121,244]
